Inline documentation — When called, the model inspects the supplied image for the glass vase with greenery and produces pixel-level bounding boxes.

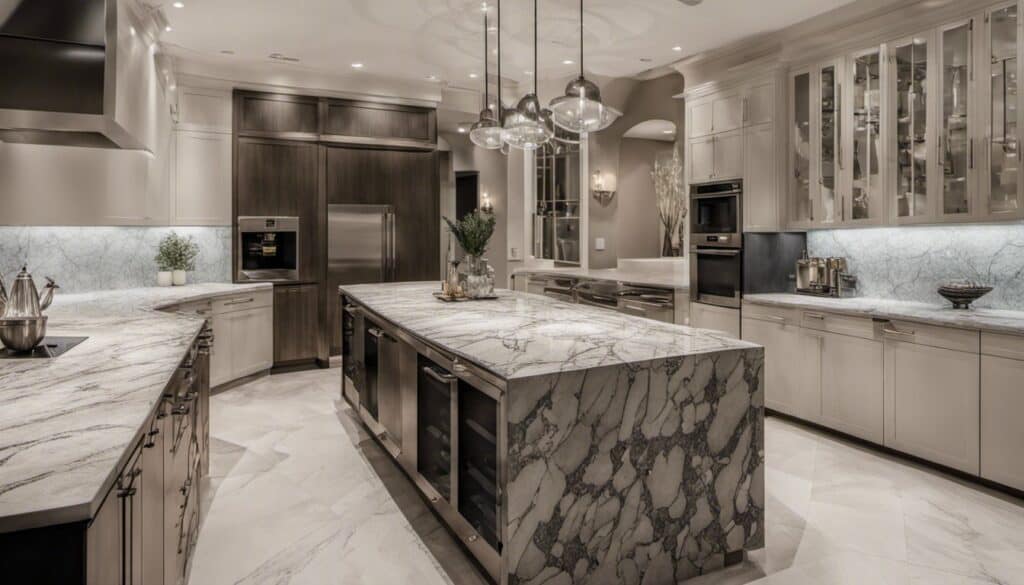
[443,211,497,297]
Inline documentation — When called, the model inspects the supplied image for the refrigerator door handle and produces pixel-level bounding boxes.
[387,212,397,281]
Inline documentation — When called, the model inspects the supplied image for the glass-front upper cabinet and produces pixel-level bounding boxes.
[818,60,842,224]
[938,19,974,219]
[891,35,934,223]
[790,68,813,224]
[983,3,1024,218]
[845,47,886,224]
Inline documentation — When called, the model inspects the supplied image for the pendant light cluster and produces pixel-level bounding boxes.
[470,0,618,152]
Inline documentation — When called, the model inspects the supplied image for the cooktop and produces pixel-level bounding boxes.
[0,337,89,359]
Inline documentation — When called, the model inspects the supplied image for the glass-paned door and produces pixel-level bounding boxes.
[790,69,813,224]
[893,36,933,222]
[819,62,842,224]
[849,48,884,222]
[939,20,973,217]
[987,4,1022,216]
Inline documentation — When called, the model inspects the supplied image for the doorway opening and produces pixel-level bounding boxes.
[455,171,480,220]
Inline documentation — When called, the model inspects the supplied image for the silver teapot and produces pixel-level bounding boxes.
[0,266,59,351]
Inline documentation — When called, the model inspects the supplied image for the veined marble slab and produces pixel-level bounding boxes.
[506,349,765,584]
[0,283,271,532]
[339,282,751,380]
[744,293,1024,336]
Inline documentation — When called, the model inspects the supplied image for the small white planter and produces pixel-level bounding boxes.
[157,271,173,287]
[172,270,187,286]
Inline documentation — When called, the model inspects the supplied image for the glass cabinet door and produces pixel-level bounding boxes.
[986,4,1022,216]
[791,70,813,223]
[819,62,841,224]
[939,20,973,217]
[893,36,933,221]
[849,49,884,222]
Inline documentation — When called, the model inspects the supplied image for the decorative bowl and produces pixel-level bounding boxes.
[937,281,993,310]
[0,316,48,352]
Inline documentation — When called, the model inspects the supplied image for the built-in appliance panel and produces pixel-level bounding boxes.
[881,319,980,353]
[323,100,436,143]
[236,91,319,136]
[800,310,878,340]
[981,332,1024,361]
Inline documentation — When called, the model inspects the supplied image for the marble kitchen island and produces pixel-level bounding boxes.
[339,282,765,585]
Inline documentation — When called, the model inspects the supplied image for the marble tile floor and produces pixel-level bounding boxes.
[190,368,1024,585]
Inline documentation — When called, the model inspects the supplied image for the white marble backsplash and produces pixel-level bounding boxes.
[808,223,1024,310]
[0,226,231,293]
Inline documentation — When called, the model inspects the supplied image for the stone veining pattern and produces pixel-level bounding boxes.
[339,282,755,380]
[0,226,231,293]
[0,283,270,530]
[505,349,765,584]
[807,224,1024,310]
[744,293,1024,335]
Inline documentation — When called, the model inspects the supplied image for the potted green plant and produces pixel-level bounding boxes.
[443,210,497,298]
[155,232,200,286]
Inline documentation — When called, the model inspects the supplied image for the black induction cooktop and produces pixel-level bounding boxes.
[0,337,89,359]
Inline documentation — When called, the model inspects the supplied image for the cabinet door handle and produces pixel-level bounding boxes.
[746,313,786,325]
[742,97,749,123]
[225,297,255,306]
[804,312,826,320]
[882,324,915,340]
[422,366,456,383]
[451,362,468,374]
[367,328,383,339]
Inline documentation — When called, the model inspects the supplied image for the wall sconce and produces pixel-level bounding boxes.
[591,170,616,206]
[480,192,495,214]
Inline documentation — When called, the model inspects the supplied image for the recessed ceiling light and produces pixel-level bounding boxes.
[469,73,479,78]
[662,129,675,134]
[427,74,439,81]
[480,2,489,11]
[220,50,235,55]
[172,1,185,7]
[562,59,574,65]
[351,63,364,69]
[164,25,172,32]
[458,127,467,133]
[672,46,682,52]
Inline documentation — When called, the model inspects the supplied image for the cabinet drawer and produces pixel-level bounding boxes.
[981,332,1024,361]
[742,303,801,327]
[880,319,980,353]
[800,309,877,340]
[213,290,273,314]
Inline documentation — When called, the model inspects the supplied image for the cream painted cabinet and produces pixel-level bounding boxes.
[689,100,715,138]
[712,93,745,135]
[820,330,884,443]
[742,311,820,422]
[883,326,981,474]
[171,130,232,226]
[689,136,716,183]
[690,303,741,338]
[744,123,778,230]
[980,333,1024,491]
[210,291,274,387]
[746,81,775,126]
[714,130,745,181]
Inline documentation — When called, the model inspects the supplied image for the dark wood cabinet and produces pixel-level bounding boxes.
[323,99,436,145]
[274,284,320,364]
[235,91,319,137]
[235,137,321,283]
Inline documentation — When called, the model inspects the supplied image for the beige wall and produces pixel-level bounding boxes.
[588,73,685,268]
[616,138,672,260]
[439,132,510,287]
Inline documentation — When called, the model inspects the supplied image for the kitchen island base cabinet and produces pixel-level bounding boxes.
[273,284,319,366]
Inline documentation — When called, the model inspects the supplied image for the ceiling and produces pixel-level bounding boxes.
[160,0,859,91]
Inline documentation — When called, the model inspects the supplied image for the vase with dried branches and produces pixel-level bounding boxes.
[652,150,687,256]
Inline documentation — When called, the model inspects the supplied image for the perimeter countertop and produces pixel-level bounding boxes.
[744,293,1024,336]
[340,282,754,381]
[0,282,272,533]
[511,266,690,290]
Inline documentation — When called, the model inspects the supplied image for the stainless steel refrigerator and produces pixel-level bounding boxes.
[328,204,396,354]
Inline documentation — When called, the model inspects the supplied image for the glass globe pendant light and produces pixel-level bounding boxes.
[469,6,504,149]
[503,0,553,150]
[549,0,621,132]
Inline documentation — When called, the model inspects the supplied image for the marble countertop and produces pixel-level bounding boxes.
[0,282,272,533]
[340,282,755,381]
[511,266,689,290]
[744,293,1024,336]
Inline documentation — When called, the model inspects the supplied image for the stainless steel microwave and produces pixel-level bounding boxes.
[690,180,742,249]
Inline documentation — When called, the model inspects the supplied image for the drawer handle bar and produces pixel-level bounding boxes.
[747,314,786,324]
[422,366,456,383]
[224,297,255,306]
[804,312,826,320]
[882,325,915,340]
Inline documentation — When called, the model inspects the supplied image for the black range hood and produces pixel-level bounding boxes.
[0,0,150,149]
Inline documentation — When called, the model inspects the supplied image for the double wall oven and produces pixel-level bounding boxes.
[690,181,742,308]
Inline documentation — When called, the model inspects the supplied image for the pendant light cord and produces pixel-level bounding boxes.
[534,0,538,95]
[483,11,489,110]
[579,0,584,78]
[496,0,501,115]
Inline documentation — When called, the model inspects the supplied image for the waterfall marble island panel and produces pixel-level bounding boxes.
[339,283,766,584]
